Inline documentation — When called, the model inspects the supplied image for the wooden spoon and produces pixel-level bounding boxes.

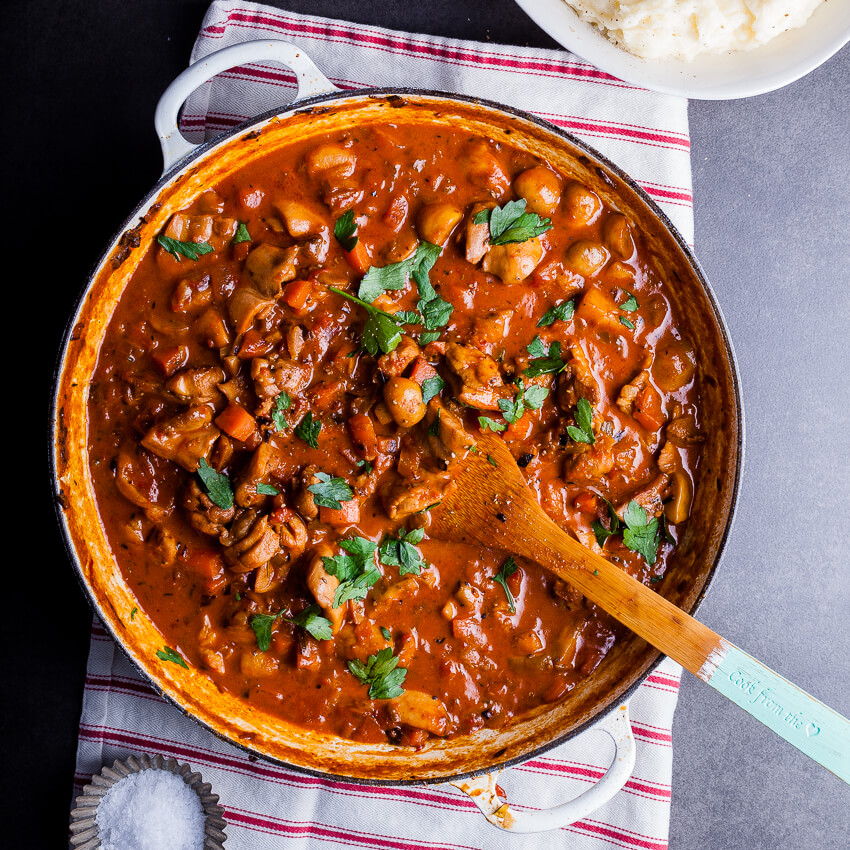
[429,431,850,782]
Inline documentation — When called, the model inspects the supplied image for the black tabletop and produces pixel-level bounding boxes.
[11,0,849,846]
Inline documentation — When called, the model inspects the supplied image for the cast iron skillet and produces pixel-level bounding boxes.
[50,40,743,832]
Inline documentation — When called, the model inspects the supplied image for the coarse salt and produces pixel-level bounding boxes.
[95,768,206,850]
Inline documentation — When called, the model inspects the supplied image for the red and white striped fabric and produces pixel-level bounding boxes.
[74,3,693,848]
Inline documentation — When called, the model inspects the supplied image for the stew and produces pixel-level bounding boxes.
[88,122,703,746]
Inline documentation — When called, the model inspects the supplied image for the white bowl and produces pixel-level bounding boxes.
[513,0,850,99]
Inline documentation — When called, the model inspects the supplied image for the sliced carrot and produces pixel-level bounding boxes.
[236,327,273,360]
[282,278,313,310]
[180,547,226,594]
[634,385,666,432]
[347,413,378,460]
[308,380,344,411]
[343,239,371,274]
[151,344,188,376]
[215,402,257,442]
[320,497,361,527]
[383,195,409,230]
[408,356,438,385]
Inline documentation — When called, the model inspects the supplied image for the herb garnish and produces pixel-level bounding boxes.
[348,647,407,699]
[358,242,442,304]
[428,408,441,437]
[130,607,137,621]
[421,375,445,404]
[307,472,354,509]
[478,415,507,432]
[473,199,552,246]
[379,527,428,576]
[271,390,291,430]
[356,458,373,475]
[619,316,635,330]
[411,244,454,330]
[232,221,252,244]
[334,210,359,252]
[156,235,214,262]
[498,379,549,424]
[620,292,638,312]
[591,497,621,547]
[621,500,660,565]
[327,286,408,356]
[294,412,321,448]
[537,299,575,327]
[566,398,595,445]
[380,626,392,641]
[487,454,498,467]
[156,646,188,668]
[524,336,568,378]
[256,483,279,496]
[250,605,333,651]
[197,458,233,509]
[419,331,441,346]
[322,537,381,607]
[492,556,519,613]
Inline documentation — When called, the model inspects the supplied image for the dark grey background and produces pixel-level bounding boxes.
[9,0,848,846]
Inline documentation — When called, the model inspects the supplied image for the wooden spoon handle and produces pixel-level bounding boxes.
[505,506,850,782]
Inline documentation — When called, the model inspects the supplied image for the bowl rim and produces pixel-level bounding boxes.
[49,86,745,786]
[512,0,850,100]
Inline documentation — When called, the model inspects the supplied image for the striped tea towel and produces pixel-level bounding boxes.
[74,3,694,848]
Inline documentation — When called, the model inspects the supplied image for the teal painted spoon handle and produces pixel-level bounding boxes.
[701,640,849,782]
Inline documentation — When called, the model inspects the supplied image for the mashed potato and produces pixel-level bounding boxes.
[565,0,824,61]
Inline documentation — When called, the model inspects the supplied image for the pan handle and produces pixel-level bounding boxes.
[450,703,635,833]
[154,40,339,174]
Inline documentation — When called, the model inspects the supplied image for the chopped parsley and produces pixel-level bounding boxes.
[156,235,214,262]
[591,497,621,547]
[380,626,392,642]
[356,458,373,474]
[347,647,407,699]
[249,612,278,651]
[232,221,252,244]
[524,336,568,378]
[334,210,359,252]
[250,605,333,651]
[622,500,660,565]
[294,412,321,448]
[327,286,408,356]
[379,527,428,576]
[537,299,575,327]
[566,397,596,445]
[358,242,442,304]
[323,537,381,607]
[419,331,441,346]
[492,556,519,614]
[130,607,137,621]
[498,379,549,424]
[197,458,233,509]
[307,472,354,509]
[156,646,188,668]
[256,483,279,496]
[271,391,291,430]
[420,375,445,404]
[478,415,507,432]
[620,291,638,312]
[487,454,498,467]
[473,199,552,246]
[619,316,636,330]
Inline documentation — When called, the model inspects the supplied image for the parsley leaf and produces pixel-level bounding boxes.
[591,496,622,547]
[271,390,291,430]
[498,379,550,424]
[428,408,441,437]
[294,412,321,448]
[419,331,441,345]
[197,458,233,509]
[619,316,636,330]
[130,607,137,621]
[347,647,407,699]
[421,375,445,404]
[328,286,405,356]
[156,646,188,668]
[380,626,392,642]
[379,527,428,576]
[232,221,252,244]
[492,556,519,614]
[358,242,443,305]
[256,483,279,496]
[566,398,595,445]
[356,458,373,475]
[620,292,638,312]
[411,243,454,330]
[323,537,381,607]
[288,604,333,641]
[524,336,568,378]
[478,415,507,432]
[476,199,552,246]
[157,235,214,262]
[622,500,660,565]
[537,299,575,327]
[308,472,354,509]
[249,612,278,652]
[334,210,359,252]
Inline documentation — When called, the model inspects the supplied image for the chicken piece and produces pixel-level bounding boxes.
[666,406,703,446]
[482,237,544,286]
[656,440,679,475]
[463,140,509,194]
[228,286,275,335]
[388,690,451,736]
[294,466,321,521]
[469,309,512,352]
[197,613,226,675]
[223,512,280,572]
[616,370,649,415]
[273,199,328,239]
[171,272,212,314]
[166,366,225,404]
[114,443,171,522]
[183,478,236,537]
[565,342,602,406]
[377,335,421,377]
[444,342,509,410]
[465,202,493,264]
[563,432,615,486]
[383,477,448,521]
[244,243,299,296]
[306,143,356,179]
[141,405,220,472]
[423,400,474,461]
[616,473,671,518]
[306,545,345,634]
[417,201,463,245]
[234,442,279,508]
[251,356,312,400]
[164,212,236,250]
[269,505,308,562]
